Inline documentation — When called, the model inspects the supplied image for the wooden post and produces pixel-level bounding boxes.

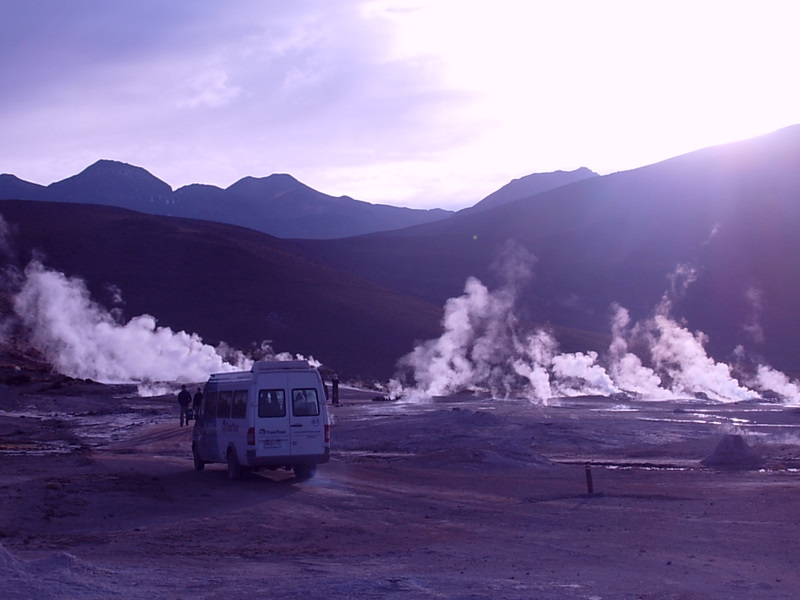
[584,463,594,495]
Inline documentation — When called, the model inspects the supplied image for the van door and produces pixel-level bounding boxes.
[254,384,291,458]
[215,389,235,459]
[288,382,325,457]
[195,389,220,461]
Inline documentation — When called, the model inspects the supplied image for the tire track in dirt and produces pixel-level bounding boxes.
[103,421,192,457]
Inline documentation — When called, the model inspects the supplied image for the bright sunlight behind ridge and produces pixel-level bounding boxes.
[1,1,797,209]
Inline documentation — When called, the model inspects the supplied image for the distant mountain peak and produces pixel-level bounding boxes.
[46,159,173,208]
[234,172,298,183]
[81,158,157,176]
[464,167,599,214]
[93,158,133,167]
[226,173,309,195]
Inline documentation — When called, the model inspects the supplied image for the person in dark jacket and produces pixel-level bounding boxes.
[331,373,340,406]
[192,388,203,416]
[178,385,192,427]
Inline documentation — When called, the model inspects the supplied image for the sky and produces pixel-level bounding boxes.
[1,1,798,210]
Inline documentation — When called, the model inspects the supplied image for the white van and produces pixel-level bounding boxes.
[192,360,330,480]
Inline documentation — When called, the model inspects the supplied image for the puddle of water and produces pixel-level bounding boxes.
[552,458,699,471]
[639,417,724,426]
[336,451,415,459]
[0,405,174,455]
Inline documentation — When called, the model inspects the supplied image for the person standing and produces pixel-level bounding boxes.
[192,387,203,415]
[331,373,340,406]
[178,385,192,427]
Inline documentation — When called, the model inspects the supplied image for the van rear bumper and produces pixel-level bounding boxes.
[245,448,330,467]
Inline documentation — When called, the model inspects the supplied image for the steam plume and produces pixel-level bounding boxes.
[393,251,800,405]
[12,260,253,383]
[607,303,668,398]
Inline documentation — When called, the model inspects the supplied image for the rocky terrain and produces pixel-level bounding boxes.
[2,378,799,599]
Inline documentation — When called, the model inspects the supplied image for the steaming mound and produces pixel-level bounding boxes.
[701,434,766,470]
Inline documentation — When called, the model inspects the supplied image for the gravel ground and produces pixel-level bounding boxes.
[1,382,800,599]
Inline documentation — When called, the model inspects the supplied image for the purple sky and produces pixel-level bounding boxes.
[2,1,798,209]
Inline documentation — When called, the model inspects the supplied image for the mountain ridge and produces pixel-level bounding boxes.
[0,161,605,239]
[0,161,453,239]
[1,126,799,382]
[294,125,800,377]
[462,167,599,214]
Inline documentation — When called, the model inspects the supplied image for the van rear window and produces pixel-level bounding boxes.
[258,389,286,418]
[291,388,320,417]
[217,390,232,418]
[232,390,248,419]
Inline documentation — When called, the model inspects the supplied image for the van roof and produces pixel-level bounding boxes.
[207,360,314,382]
[207,372,252,383]
[251,360,311,372]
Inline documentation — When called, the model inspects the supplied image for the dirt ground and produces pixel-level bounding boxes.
[1,379,800,599]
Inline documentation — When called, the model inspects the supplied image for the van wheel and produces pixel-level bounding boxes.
[227,449,244,480]
[294,464,317,480]
[192,446,206,471]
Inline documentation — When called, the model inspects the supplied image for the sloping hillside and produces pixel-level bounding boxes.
[3,128,799,382]
[461,167,598,214]
[296,126,800,375]
[0,200,442,380]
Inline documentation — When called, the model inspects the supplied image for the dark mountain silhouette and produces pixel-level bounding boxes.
[2,126,799,382]
[177,173,452,238]
[46,160,174,211]
[0,174,47,201]
[0,160,452,239]
[462,167,598,214]
[0,200,442,381]
[295,125,800,377]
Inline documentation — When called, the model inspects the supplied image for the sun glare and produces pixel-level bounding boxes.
[369,0,800,182]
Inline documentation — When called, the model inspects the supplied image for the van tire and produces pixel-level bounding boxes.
[192,445,206,471]
[227,448,244,480]
[294,464,317,480]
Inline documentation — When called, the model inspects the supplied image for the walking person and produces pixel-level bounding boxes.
[178,385,192,427]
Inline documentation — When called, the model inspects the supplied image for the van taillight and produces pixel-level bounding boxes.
[247,427,255,446]
[324,424,330,444]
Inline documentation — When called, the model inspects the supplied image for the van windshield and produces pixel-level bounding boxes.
[258,389,286,418]
[291,388,320,417]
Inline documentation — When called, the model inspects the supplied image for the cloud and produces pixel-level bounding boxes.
[177,69,241,109]
[0,1,473,201]
[1,1,799,209]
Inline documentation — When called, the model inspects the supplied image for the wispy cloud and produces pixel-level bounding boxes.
[1,1,799,209]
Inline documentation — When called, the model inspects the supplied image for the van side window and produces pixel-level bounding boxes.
[258,389,286,418]
[231,390,248,419]
[217,390,232,418]
[291,388,320,417]
[204,391,218,418]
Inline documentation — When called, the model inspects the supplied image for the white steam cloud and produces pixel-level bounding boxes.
[13,260,253,384]
[392,251,800,406]
[0,209,320,393]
